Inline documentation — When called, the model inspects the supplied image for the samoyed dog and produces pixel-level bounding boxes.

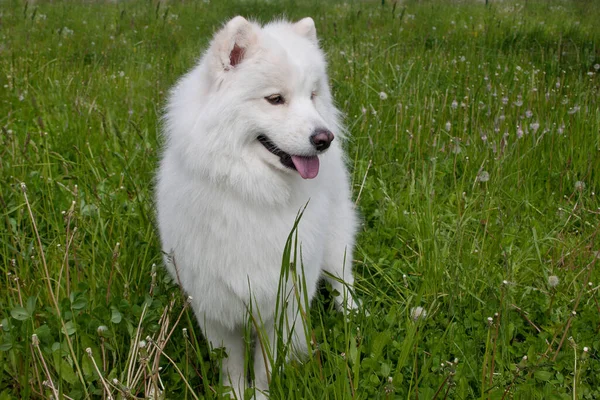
[156,16,357,398]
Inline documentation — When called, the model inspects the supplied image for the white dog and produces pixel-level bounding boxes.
[156,16,357,398]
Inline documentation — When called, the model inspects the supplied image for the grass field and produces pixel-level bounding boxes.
[1,0,600,398]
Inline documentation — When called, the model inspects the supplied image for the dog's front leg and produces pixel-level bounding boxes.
[322,199,359,313]
[201,320,247,399]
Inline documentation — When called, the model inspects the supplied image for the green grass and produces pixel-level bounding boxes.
[1,0,600,398]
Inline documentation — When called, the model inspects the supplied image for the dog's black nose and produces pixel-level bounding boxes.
[310,129,334,151]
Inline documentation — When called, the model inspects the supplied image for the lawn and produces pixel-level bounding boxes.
[1,0,599,398]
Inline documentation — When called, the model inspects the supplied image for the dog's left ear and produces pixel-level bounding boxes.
[293,17,318,44]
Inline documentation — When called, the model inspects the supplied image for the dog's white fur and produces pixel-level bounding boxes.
[156,16,357,398]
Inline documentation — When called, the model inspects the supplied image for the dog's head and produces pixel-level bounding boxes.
[163,17,342,203]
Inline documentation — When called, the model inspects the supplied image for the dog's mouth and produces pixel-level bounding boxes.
[257,135,320,179]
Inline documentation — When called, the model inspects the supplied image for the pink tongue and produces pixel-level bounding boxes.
[291,155,320,179]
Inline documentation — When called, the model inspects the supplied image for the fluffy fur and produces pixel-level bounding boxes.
[156,16,357,398]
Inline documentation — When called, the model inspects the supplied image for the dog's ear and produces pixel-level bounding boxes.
[213,16,257,71]
[293,17,317,44]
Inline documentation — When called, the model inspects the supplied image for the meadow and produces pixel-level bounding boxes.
[1,0,599,398]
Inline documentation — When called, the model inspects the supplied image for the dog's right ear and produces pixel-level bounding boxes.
[212,16,257,71]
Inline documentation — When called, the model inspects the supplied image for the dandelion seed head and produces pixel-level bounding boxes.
[379,91,388,100]
[548,275,559,288]
[451,143,462,154]
[477,171,490,182]
[410,306,427,321]
[574,181,586,192]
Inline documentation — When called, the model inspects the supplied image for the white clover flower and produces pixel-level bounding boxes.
[97,325,108,335]
[445,121,451,131]
[477,171,490,182]
[379,91,388,100]
[574,181,586,192]
[525,110,533,118]
[410,306,427,321]
[361,106,367,115]
[530,122,540,133]
[548,275,559,288]
[451,99,458,109]
[583,347,589,352]
[516,125,524,138]
[594,64,600,71]
[138,340,147,349]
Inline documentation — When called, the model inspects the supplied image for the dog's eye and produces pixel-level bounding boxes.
[311,91,317,100]
[265,94,285,105]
